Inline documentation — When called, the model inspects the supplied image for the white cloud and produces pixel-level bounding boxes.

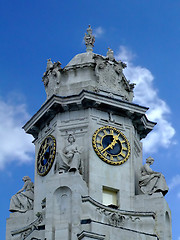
[168,175,180,190]
[115,46,135,62]
[115,46,175,153]
[94,26,104,38]
[0,98,34,169]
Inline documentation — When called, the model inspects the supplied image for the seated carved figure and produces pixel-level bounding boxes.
[54,134,82,174]
[139,157,169,196]
[9,176,34,213]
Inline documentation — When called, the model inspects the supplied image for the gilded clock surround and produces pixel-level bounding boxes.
[37,135,56,176]
[92,126,130,165]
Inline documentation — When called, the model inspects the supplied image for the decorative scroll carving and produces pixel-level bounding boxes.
[11,212,43,240]
[82,196,155,231]
[93,53,134,101]
[9,176,34,213]
[54,134,83,174]
[139,157,169,196]
[96,208,125,227]
[42,59,62,99]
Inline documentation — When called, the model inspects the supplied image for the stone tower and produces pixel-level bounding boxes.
[6,26,172,240]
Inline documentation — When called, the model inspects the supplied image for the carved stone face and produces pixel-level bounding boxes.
[68,134,75,143]
[23,176,30,182]
[146,157,154,165]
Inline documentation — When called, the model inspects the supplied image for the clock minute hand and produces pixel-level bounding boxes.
[101,135,118,153]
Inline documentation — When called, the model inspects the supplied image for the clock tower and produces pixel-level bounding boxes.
[6,26,172,240]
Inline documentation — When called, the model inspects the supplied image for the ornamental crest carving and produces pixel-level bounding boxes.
[96,207,125,227]
[93,53,135,101]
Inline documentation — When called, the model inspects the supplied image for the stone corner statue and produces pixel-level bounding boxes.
[9,176,34,213]
[54,134,83,174]
[42,59,62,99]
[139,157,169,196]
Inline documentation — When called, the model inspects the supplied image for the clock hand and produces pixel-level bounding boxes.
[101,135,119,153]
[39,144,50,160]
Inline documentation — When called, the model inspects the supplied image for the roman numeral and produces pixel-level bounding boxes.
[120,152,126,158]
[103,130,108,135]
[103,152,107,157]
[110,129,114,135]
[98,146,103,151]
[110,155,114,161]
[122,147,127,151]
[98,134,103,138]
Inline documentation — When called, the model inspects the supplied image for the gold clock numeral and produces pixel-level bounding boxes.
[110,155,114,161]
[96,140,101,144]
[110,129,114,135]
[98,146,104,151]
[120,152,126,158]
[103,151,107,157]
[39,166,43,172]
[120,140,125,144]
[98,134,103,138]
[122,147,127,151]
[103,130,108,135]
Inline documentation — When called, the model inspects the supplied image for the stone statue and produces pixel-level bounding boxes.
[54,134,82,174]
[42,59,62,99]
[84,25,95,52]
[139,157,169,196]
[107,48,114,61]
[46,58,53,71]
[9,176,34,213]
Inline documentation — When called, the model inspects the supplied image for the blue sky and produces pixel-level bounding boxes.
[1,0,180,239]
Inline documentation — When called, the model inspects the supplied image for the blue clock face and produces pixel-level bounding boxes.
[92,126,130,165]
[37,135,56,176]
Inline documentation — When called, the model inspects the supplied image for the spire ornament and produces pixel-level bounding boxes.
[84,25,95,52]
[107,48,115,61]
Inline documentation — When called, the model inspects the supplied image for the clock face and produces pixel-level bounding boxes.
[37,135,56,176]
[92,126,130,165]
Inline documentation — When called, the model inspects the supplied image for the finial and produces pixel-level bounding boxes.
[46,58,53,71]
[84,25,95,52]
[107,48,114,61]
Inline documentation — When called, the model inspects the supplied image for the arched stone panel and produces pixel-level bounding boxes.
[53,186,72,224]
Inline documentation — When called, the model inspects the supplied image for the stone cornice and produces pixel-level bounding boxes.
[63,62,95,71]
[77,231,106,240]
[82,196,155,218]
[23,90,156,139]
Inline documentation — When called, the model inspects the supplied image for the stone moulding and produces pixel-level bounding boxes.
[63,62,95,72]
[82,196,156,234]
[82,196,155,218]
[23,90,156,139]
[77,231,106,240]
[11,212,43,240]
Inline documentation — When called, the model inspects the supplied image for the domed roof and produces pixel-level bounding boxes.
[66,52,95,67]
[42,26,135,102]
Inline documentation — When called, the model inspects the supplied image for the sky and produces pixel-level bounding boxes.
[0,0,180,239]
